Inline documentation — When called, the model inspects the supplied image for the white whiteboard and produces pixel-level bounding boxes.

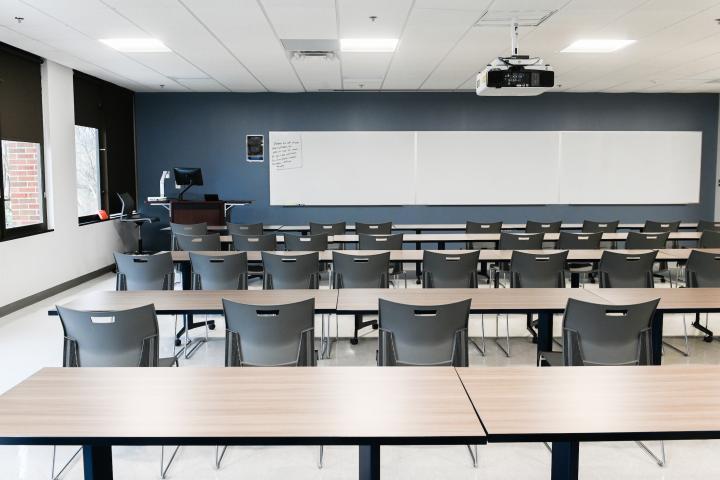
[269,131,415,205]
[268,130,702,206]
[558,131,702,204]
[415,132,561,205]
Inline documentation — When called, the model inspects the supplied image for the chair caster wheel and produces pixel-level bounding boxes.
[350,338,359,345]
[209,324,216,330]
[372,324,379,330]
[704,336,714,343]
[175,339,182,346]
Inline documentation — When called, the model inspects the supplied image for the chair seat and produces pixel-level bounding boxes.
[159,356,179,367]
[540,350,563,366]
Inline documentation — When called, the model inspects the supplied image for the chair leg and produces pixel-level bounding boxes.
[318,445,324,469]
[635,440,666,467]
[470,315,486,356]
[160,445,180,479]
[51,445,82,480]
[662,314,690,357]
[215,445,228,469]
[494,314,511,357]
[466,444,478,468]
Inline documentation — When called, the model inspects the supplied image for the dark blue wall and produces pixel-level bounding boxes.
[135,92,719,251]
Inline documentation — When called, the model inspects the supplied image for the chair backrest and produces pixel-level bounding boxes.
[625,231,669,249]
[378,299,470,367]
[310,221,346,235]
[56,304,160,367]
[598,250,657,288]
[227,222,263,236]
[332,251,389,288]
[557,231,602,250]
[175,233,221,252]
[358,233,403,250]
[643,220,680,232]
[422,250,479,288]
[499,232,544,250]
[284,233,328,251]
[223,298,315,367]
[261,251,319,289]
[525,220,561,233]
[232,233,277,251]
[581,220,619,233]
[355,222,392,235]
[114,252,174,291]
[699,230,720,248]
[509,250,568,288]
[466,221,502,234]
[562,298,659,366]
[698,220,720,233]
[685,250,720,287]
[189,252,248,290]
[170,222,208,235]
[117,192,135,216]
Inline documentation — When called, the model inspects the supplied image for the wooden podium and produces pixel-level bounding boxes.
[148,199,253,226]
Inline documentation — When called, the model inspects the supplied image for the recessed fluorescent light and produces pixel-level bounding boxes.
[99,38,171,53]
[561,39,635,53]
[340,38,398,53]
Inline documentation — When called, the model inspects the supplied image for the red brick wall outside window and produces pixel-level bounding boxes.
[1,140,43,229]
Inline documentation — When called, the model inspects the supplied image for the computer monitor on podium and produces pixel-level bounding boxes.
[174,167,203,200]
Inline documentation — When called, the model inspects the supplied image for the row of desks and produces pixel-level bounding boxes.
[51,287,720,366]
[1,364,719,480]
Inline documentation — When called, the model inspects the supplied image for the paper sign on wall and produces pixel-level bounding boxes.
[270,133,303,170]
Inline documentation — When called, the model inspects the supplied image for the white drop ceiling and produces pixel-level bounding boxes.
[1,0,720,93]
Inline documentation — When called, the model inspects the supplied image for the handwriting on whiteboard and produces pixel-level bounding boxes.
[270,133,303,170]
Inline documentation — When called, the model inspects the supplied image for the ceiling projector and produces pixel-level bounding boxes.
[476,22,554,96]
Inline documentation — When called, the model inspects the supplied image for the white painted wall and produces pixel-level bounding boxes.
[0,60,133,309]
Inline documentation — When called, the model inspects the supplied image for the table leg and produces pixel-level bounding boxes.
[359,443,380,480]
[537,311,554,365]
[551,441,579,480]
[83,445,113,480]
[652,311,663,365]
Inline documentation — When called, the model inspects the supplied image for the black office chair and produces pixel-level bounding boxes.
[310,221,346,235]
[625,231,670,249]
[118,193,157,254]
[699,230,720,248]
[507,250,568,356]
[227,222,263,236]
[598,250,657,288]
[232,233,277,251]
[332,251,389,346]
[582,220,619,233]
[525,220,561,233]
[284,233,329,251]
[686,250,720,342]
[355,222,392,235]
[643,220,680,233]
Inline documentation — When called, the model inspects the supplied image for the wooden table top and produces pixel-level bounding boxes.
[457,365,720,442]
[591,287,720,312]
[50,289,339,315]
[0,367,485,444]
[336,288,605,313]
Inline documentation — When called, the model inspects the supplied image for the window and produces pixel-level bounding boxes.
[74,126,103,220]
[0,43,47,241]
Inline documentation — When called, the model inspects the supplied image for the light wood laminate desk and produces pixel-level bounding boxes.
[457,365,720,480]
[0,367,485,480]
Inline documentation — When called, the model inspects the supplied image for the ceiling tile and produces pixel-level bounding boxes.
[261,0,337,39]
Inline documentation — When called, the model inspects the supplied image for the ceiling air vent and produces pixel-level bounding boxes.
[475,10,557,27]
[281,39,339,61]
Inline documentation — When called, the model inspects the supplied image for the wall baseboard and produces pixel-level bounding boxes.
[0,265,114,318]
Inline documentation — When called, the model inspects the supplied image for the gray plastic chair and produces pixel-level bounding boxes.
[54,304,179,478]
[262,251,319,289]
[227,222,263,236]
[332,251,389,288]
[310,222,346,235]
[465,221,502,250]
[189,252,248,290]
[686,250,720,342]
[422,250,479,288]
[377,298,470,367]
[114,252,174,291]
[509,250,568,288]
[598,250,657,288]
[643,220,680,232]
[541,297,665,467]
[582,220,619,233]
[698,220,720,233]
[232,233,277,251]
[557,232,602,285]
[358,233,403,250]
[356,222,392,235]
[170,222,208,250]
[498,232,544,250]
[625,231,669,249]
[699,230,720,248]
[285,233,328,251]
[526,220,561,233]
[175,233,221,252]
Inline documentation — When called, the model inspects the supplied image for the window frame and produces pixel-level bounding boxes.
[75,124,108,225]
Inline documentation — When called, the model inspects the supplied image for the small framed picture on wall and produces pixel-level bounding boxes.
[246,134,264,162]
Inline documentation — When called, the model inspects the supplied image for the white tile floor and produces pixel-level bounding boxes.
[0,272,719,479]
